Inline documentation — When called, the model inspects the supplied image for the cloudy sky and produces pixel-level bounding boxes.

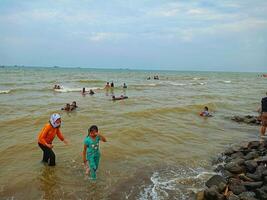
[0,0,267,71]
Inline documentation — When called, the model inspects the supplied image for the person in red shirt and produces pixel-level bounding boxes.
[38,113,68,166]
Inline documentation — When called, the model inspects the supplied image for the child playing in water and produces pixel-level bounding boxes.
[62,103,71,111]
[70,101,78,110]
[200,106,212,117]
[83,125,107,180]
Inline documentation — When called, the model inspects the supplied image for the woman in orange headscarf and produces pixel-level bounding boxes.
[38,113,68,166]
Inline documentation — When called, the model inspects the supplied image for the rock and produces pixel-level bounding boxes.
[225,148,236,156]
[256,156,267,164]
[196,190,205,200]
[206,175,227,188]
[246,173,262,181]
[231,152,244,159]
[231,116,261,126]
[239,174,254,182]
[225,162,245,174]
[255,186,267,199]
[244,160,258,173]
[204,185,224,200]
[229,178,247,195]
[243,181,263,190]
[244,151,259,160]
[262,170,267,176]
[248,141,260,149]
[238,191,256,200]
[228,192,240,200]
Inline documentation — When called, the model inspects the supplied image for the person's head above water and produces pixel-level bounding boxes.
[50,113,61,128]
[82,88,86,93]
[71,101,76,106]
[88,125,98,137]
[204,106,209,111]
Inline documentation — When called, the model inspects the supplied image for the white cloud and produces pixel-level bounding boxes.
[88,32,128,42]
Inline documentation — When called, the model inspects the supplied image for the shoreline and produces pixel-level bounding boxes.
[197,139,267,200]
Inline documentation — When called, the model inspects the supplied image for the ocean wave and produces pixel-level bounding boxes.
[219,80,232,84]
[162,81,187,86]
[0,90,11,94]
[77,80,105,84]
[54,87,102,93]
[138,167,216,200]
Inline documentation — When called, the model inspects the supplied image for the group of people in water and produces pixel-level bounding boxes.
[147,75,159,80]
[61,101,78,111]
[38,113,107,180]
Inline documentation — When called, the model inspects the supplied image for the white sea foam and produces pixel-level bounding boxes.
[138,168,216,200]
[162,81,187,86]
[223,80,231,83]
[54,87,101,93]
[0,90,11,94]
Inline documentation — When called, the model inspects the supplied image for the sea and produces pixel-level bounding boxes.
[0,66,266,200]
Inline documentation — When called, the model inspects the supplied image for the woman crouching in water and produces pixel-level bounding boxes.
[38,113,68,166]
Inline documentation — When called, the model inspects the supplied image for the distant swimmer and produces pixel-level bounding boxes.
[105,82,111,89]
[112,95,128,101]
[70,101,78,111]
[89,89,95,95]
[154,75,159,80]
[83,125,107,180]
[147,77,151,80]
[123,83,127,89]
[111,82,114,88]
[62,103,71,111]
[37,113,69,166]
[200,106,212,117]
[54,85,61,89]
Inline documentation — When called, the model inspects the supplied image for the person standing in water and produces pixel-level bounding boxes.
[38,113,68,166]
[260,92,267,138]
[83,125,107,180]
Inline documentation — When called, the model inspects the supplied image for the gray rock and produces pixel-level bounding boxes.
[255,186,267,199]
[225,162,245,174]
[248,141,260,149]
[256,156,267,164]
[243,181,263,190]
[206,175,227,188]
[246,173,262,181]
[244,160,258,173]
[229,178,247,195]
[228,193,240,200]
[231,152,244,159]
[238,191,256,200]
[244,151,259,160]
[204,185,223,200]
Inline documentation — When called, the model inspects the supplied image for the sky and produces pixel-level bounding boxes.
[0,0,267,72]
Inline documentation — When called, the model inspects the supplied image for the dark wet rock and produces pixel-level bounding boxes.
[243,181,263,190]
[256,156,267,164]
[239,174,254,182]
[225,162,245,174]
[244,151,259,160]
[231,116,261,126]
[244,160,258,173]
[229,178,247,195]
[238,191,256,200]
[204,185,223,200]
[215,164,225,173]
[225,148,236,156]
[255,186,267,199]
[246,173,262,181]
[228,192,240,200]
[206,175,227,188]
[255,164,267,175]
[248,141,260,150]
[262,170,267,176]
[231,152,245,159]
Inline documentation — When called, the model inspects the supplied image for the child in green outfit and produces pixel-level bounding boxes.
[83,125,107,180]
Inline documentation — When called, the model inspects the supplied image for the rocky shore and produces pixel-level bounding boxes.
[231,115,261,126]
[197,140,267,200]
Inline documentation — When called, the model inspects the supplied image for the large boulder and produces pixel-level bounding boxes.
[206,175,227,188]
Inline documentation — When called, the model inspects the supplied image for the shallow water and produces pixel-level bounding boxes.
[0,66,266,199]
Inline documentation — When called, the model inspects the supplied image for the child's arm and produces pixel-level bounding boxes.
[83,144,87,164]
[97,132,107,142]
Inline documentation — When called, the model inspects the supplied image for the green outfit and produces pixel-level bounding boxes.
[84,135,100,179]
